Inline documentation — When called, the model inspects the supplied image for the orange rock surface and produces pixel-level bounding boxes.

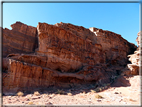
[2,21,138,93]
[2,22,38,57]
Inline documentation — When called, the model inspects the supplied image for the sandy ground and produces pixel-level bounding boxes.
[2,75,141,106]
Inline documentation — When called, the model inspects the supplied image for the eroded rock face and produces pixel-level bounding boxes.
[2,22,38,57]
[36,22,106,72]
[2,21,137,93]
[89,27,137,66]
[122,32,140,76]
[36,22,136,72]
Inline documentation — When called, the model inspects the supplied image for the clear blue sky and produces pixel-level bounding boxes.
[3,3,139,45]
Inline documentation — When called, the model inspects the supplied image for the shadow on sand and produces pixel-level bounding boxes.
[3,75,132,97]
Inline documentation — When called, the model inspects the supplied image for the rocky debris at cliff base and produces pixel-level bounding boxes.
[3,75,140,105]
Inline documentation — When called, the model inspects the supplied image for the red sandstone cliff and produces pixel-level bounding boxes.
[2,22,38,57]
[2,21,137,93]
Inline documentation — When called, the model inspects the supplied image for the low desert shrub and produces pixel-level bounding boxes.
[95,94,104,99]
[28,101,34,105]
[91,89,96,93]
[17,91,24,96]
[67,92,72,96]
[34,91,40,96]
[57,89,65,95]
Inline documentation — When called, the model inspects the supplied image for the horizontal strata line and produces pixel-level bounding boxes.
[3,43,29,52]
[36,50,82,59]
[39,24,94,45]
[12,30,36,39]
[3,44,24,52]
[3,33,24,43]
[8,58,59,74]
[37,49,97,61]
[3,30,25,39]
[3,30,36,43]
[3,44,33,53]
[38,46,97,55]
[8,58,85,80]
[3,41,23,50]
[4,28,36,38]
[2,38,35,52]
[3,37,24,46]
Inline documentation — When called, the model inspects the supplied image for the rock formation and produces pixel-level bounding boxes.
[2,21,137,93]
[122,31,140,76]
[2,22,38,57]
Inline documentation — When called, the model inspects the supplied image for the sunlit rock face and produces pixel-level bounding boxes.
[89,27,137,66]
[36,22,106,72]
[2,21,137,93]
[1,22,38,57]
[122,31,140,76]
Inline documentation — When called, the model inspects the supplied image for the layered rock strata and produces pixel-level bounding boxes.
[2,22,137,93]
[2,22,38,57]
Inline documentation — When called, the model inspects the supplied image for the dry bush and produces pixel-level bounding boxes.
[34,91,40,96]
[91,89,96,93]
[82,91,86,94]
[95,94,104,99]
[28,101,34,105]
[67,93,72,96]
[16,91,24,96]
[57,89,65,95]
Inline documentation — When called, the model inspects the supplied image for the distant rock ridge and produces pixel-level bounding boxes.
[2,21,138,93]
